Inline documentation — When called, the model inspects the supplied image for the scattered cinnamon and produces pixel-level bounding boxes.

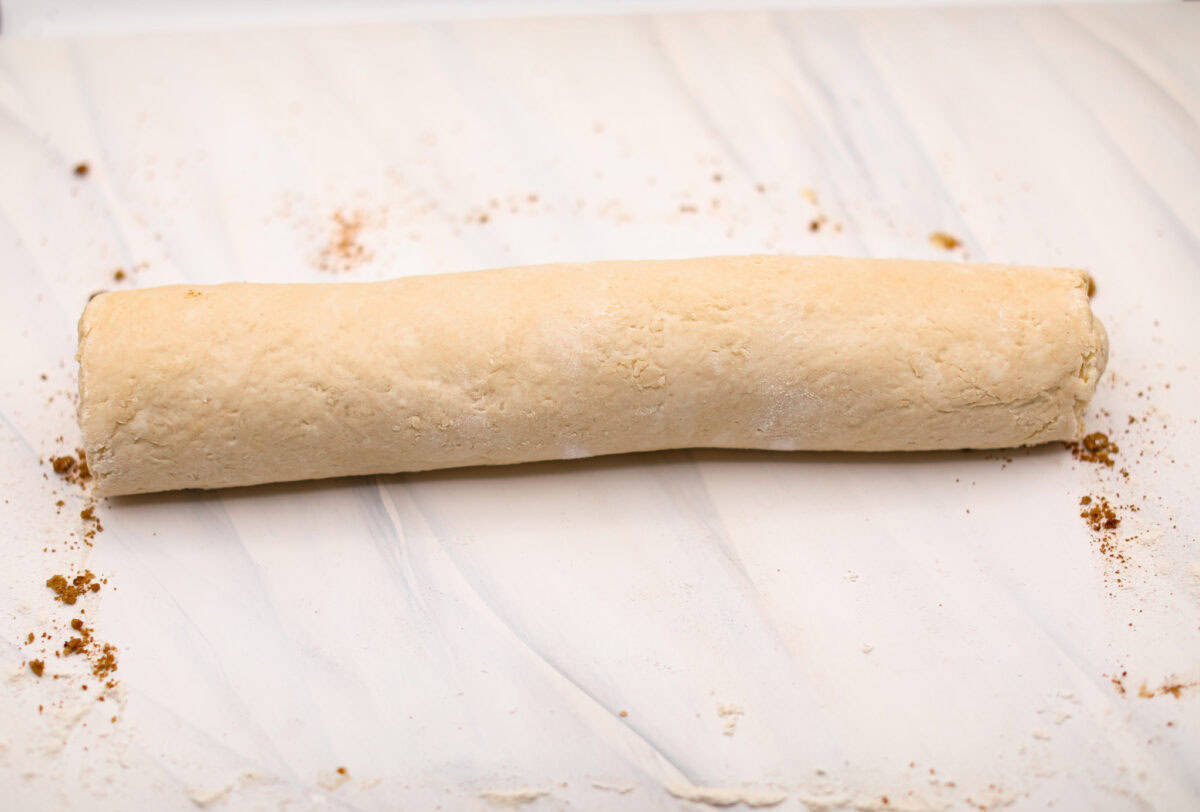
[1080,496,1120,532]
[337,767,347,776]
[49,449,91,486]
[73,162,89,177]
[113,269,126,281]
[317,210,371,273]
[1138,679,1199,699]
[1067,432,1118,466]
[46,570,100,605]
[92,644,118,679]
[30,660,45,677]
[79,502,103,541]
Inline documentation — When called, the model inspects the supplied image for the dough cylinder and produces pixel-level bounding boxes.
[77,255,1107,496]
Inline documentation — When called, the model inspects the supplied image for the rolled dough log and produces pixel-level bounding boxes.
[77,255,1107,496]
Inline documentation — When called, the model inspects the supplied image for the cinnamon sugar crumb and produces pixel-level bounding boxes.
[46,570,100,605]
[1080,496,1120,532]
[1067,432,1118,466]
[50,449,91,486]
[92,644,118,679]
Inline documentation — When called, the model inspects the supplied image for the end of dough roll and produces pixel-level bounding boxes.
[76,256,1108,496]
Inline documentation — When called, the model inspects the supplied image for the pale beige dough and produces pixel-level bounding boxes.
[76,255,1107,496]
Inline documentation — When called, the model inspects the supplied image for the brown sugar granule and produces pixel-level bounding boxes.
[73,162,89,177]
[71,618,84,631]
[63,637,86,656]
[1066,432,1118,466]
[929,232,962,250]
[808,219,821,232]
[30,660,45,677]
[26,632,34,644]
[337,767,347,776]
[51,456,75,475]
[113,269,126,281]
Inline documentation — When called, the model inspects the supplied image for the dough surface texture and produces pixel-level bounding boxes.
[77,255,1107,496]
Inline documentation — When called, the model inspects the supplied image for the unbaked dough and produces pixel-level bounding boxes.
[76,255,1107,496]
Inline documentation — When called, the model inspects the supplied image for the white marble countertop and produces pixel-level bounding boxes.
[1,4,1198,809]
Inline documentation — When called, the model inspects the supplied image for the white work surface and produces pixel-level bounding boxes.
[1,4,1199,809]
